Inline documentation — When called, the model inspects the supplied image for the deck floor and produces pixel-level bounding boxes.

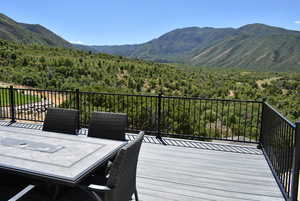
[136,141,284,201]
[0,121,285,201]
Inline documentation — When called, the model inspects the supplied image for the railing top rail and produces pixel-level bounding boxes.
[162,95,263,103]
[0,86,263,103]
[80,91,158,98]
[264,102,296,129]
[0,87,76,93]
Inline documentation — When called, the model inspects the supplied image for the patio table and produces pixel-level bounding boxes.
[0,126,126,187]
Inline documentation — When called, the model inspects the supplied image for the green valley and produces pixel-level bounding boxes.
[0,38,299,122]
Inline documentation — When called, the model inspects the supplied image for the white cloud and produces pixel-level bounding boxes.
[295,21,300,24]
[69,40,84,44]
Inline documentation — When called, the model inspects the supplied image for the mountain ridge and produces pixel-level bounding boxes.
[0,13,72,47]
[76,23,300,71]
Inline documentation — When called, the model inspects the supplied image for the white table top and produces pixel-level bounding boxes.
[0,126,126,185]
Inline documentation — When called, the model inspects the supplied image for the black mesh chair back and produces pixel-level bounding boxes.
[42,107,79,135]
[88,112,127,141]
[104,131,144,201]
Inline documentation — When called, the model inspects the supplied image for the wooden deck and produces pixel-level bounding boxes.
[0,121,285,201]
[136,140,284,201]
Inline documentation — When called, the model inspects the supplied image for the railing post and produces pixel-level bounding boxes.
[75,89,80,129]
[156,93,162,140]
[258,98,267,149]
[291,121,300,201]
[9,85,16,123]
[75,89,80,111]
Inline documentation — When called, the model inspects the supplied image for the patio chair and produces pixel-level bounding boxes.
[80,131,144,201]
[88,112,127,141]
[42,108,79,135]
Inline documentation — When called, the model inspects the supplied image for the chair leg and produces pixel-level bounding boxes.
[80,187,103,201]
[51,185,60,201]
[90,191,103,201]
[134,189,139,201]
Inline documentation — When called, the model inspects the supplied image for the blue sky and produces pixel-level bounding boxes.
[2,0,300,45]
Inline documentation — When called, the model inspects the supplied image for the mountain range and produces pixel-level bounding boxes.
[77,24,300,71]
[0,13,300,71]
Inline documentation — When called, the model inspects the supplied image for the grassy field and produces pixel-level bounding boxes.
[0,89,41,107]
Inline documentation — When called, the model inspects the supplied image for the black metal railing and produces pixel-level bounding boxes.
[0,86,262,143]
[1,86,300,201]
[260,102,300,201]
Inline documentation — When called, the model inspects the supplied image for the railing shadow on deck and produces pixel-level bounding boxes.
[127,133,261,155]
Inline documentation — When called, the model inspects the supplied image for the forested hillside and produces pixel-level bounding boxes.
[0,39,299,121]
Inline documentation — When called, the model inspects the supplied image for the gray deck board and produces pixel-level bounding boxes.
[136,143,284,201]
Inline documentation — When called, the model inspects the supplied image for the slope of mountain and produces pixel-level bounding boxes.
[190,24,300,71]
[0,13,71,47]
[191,34,300,71]
[79,23,300,71]
[90,27,239,63]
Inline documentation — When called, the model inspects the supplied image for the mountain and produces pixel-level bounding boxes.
[190,24,300,71]
[87,27,240,63]
[191,32,300,71]
[0,13,71,47]
[79,23,300,71]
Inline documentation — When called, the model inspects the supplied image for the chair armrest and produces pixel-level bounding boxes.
[138,131,145,135]
[8,185,35,201]
[88,184,112,193]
